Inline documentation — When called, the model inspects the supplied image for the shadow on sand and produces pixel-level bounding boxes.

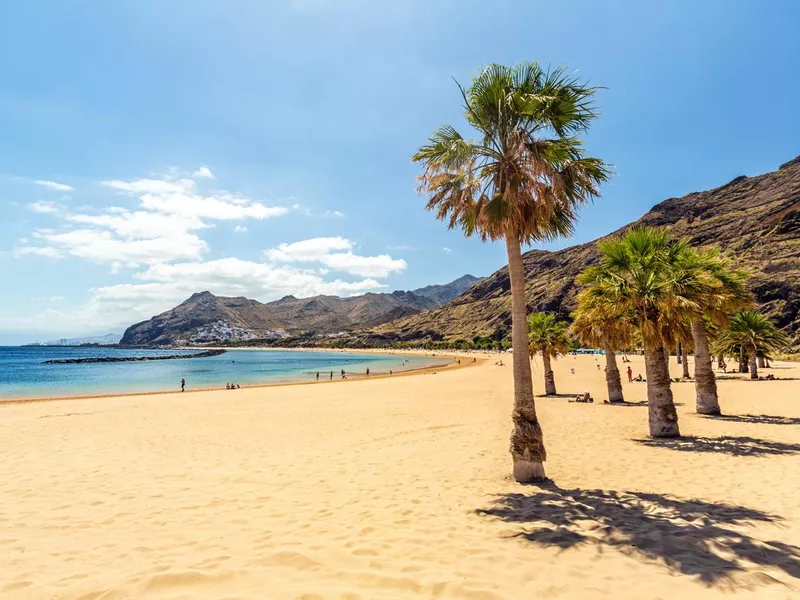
[477,484,800,585]
[716,375,800,381]
[702,414,800,426]
[605,400,648,407]
[634,436,800,457]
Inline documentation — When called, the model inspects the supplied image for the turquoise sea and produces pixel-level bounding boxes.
[0,346,450,400]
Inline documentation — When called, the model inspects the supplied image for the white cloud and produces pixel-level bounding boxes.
[17,172,289,269]
[102,178,193,195]
[28,200,62,215]
[267,237,354,262]
[67,210,207,239]
[442,247,452,253]
[14,246,65,259]
[192,166,216,179]
[234,225,248,233]
[321,252,407,277]
[35,180,73,192]
[266,237,406,278]
[24,228,208,267]
[291,204,345,218]
[138,191,287,221]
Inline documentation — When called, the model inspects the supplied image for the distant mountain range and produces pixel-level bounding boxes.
[120,275,483,346]
[368,154,800,348]
[27,333,122,346]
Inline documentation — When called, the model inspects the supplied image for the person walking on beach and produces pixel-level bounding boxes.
[180,378,185,392]
[627,366,633,383]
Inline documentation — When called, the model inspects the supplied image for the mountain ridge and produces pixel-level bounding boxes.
[368,155,800,348]
[120,275,483,346]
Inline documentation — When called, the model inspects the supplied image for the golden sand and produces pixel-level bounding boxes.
[1,353,799,599]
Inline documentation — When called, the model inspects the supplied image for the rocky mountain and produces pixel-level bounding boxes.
[120,275,483,346]
[369,155,800,348]
[408,274,484,305]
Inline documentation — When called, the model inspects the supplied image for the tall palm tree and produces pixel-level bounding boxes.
[578,227,699,437]
[715,311,790,379]
[674,248,752,414]
[413,62,610,482]
[571,296,635,403]
[527,312,570,395]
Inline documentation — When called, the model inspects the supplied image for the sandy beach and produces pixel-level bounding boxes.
[1,353,799,599]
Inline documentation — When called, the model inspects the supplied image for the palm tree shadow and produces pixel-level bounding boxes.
[716,375,800,381]
[606,400,648,407]
[477,484,800,585]
[634,436,800,457]
[702,414,800,426]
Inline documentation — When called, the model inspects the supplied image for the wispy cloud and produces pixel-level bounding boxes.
[28,200,63,215]
[291,204,345,218]
[442,247,453,253]
[17,171,288,268]
[192,166,216,179]
[35,180,73,192]
[266,237,407,278]
[234,225,248,233]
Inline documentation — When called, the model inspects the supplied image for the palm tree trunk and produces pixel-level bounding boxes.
[749,348,759,380]
[644,342,680,437]
[505,233,546,482]
[542,351,556,395]
[604,344,624,403]
[739,347,749,373]
[758,355,766,369]
[681,345,690,379]
[691,319,720,415]
[677,343,682,364]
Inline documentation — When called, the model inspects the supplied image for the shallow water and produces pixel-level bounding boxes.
[0,346,449,399]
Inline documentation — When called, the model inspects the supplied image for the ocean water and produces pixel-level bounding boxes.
[0,346,450,400]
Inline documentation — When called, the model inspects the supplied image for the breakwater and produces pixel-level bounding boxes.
[43,349,226,364]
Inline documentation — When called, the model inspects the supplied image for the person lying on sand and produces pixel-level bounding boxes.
[571,390,593,403]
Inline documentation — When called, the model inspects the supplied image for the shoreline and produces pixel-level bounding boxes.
[0,348,480,405]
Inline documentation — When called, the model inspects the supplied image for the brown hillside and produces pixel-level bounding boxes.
[370,155,800,347]
[120,275,483,346]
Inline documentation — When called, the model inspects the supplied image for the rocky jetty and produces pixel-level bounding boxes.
[44,349,226,364]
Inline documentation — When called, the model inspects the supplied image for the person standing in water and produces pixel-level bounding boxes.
[330,371,333,380]
[366,367,370,377]
[180,378,185,392]
[316,371,319,381]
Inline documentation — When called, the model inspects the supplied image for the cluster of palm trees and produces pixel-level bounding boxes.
[533,227,787,429]
[413,61,790,482]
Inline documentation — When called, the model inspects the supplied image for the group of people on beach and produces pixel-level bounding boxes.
[315,366,385,381]
[226,383,240,389]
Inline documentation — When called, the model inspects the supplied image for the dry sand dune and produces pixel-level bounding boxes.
[1,354,799,599]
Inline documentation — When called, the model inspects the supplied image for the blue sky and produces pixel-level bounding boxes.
[1,0,798,344]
